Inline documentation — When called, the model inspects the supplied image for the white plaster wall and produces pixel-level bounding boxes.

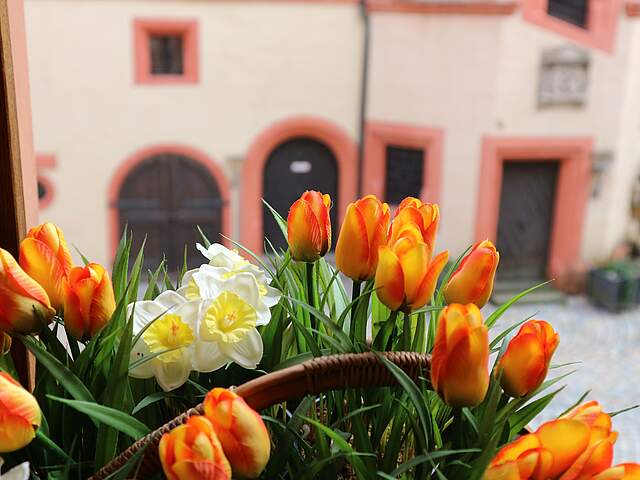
[368,10,640,263]
[25,0,363,266]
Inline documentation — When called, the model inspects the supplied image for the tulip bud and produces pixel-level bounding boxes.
[0,372,42,453]
[592,464,640,480]
[430,304,489,407]
[159,415,231,480]
[0,248,54,334]
[63,263,116,341]
[498,320,559,398]
[203,388,270,479]
[19,223,73,310]
[375,229,448,312]
[287,191,332,262]
[335,195,390,281]
[389,198,439,250]
[443,240,499,308]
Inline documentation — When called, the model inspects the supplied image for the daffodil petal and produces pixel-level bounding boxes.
[152,354,193,392]
[220,329,263,369]
[193,341,228,373]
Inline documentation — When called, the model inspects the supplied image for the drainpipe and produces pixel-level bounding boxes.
[357,0,370,198]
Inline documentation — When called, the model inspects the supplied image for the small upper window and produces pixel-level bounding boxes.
[547,0,589,28]
[384,146,424,205]
[150,34,184,75]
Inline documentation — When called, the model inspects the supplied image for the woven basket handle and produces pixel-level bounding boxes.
[90,351,431,480]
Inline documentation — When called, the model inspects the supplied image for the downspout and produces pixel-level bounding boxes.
[357,0,370,197]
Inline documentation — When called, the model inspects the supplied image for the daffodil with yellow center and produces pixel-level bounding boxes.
[201,291,257,344]
[142,313,195,363]
[128,290,200,392]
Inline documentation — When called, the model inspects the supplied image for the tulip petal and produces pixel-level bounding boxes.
[490,433,541,465]
[19,238,68,309]
[535,419,591,478]
[220,328,263,369]
[335,203,371,281]
[375,246,405,311]
[499,332,547,398]
[287,199,322,262]
[398,242,430,304]
[411,250,449,310]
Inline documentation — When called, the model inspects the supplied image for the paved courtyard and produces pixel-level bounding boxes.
[488,296,640,462]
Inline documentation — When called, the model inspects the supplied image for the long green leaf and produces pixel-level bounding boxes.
[486,281,552,329]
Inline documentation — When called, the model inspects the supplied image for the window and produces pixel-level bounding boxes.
[134,19,199,84]
[547,0,589,28]
[384,146,425,205]
[522,0,618,52]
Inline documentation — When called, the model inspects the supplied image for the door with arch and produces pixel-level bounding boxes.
[262,137,339,251]
[116,152,224,271]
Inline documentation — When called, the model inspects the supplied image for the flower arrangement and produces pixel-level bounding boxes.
[0,192,637,479]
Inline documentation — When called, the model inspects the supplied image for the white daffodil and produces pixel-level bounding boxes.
[192,242,281,308]
[189,272,268,372]
[0,458,29,480]
[127,290,200,392]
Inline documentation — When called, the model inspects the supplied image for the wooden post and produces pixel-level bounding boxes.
[0,0,38,389]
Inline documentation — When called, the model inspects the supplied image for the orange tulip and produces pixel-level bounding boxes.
[203,388,270,479]
[18,222,73,310]
[335,195,390,281]
[534,419,592,478]
[63,263,116,340]
[430,304,489,407]
[375,225,448,312]
[0,371,42,453]
[484,434,553,480]
[498,320,559,398]
[592,464,640,480]
[287,190,332,262]
[561,401,612,443]
[443,240,499,308]
[389,198,439,250]
[0,248,54,334]
[159,415,231,480]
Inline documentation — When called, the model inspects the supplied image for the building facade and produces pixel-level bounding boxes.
[25,0,640,286]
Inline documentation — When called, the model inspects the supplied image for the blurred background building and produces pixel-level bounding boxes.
[24,0,640,291]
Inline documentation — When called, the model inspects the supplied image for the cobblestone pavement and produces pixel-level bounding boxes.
[487,296,640,463]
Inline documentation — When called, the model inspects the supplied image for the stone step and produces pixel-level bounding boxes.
[491,280,566,305]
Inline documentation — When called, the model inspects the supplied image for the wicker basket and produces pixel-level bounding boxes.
[90,351,431,480]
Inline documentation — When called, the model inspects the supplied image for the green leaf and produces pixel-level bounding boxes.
[263,199,289,241]
[35,430,75,463]
[19,335,95,402]
[486,280,552,329]
[47,396,150,439]
[509,388,563,437]
[131,392,179,415]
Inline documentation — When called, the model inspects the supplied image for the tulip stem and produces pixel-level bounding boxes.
[306,262,316,331]
[350,280,362,342]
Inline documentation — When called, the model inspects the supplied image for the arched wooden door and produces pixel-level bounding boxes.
[262,137,339,251]
[117,153,223,271]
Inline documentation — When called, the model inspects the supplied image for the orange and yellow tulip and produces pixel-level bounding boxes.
[484,434,552,480]
[64,263,116,340]
[430,304,489,407]
[375,227,448,312]
[159,415,231,480]
[389,198,439,250]
[0,371,42,453]
[0,248,54,334]
[287,190,332,262]
[335,195,390,281]
[18,222,73,310]
[498,320,559,398]
[561,401,612,443]
[592,464,640,480]
[203,388,270,479]
[443,240,499,308]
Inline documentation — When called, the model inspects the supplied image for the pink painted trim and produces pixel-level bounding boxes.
[363,120,443,206]
[475,136,592,280]
[107,144,231,260]
[241,116,358,253]
[133,19,199,85]
[522,0,620,53]
[36,153,56,169]
[7,0,38,226]
[627,1,640,16]
[37,176,55,210]
[367,0,517,14]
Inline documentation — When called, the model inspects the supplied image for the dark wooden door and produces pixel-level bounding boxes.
[263,137,338,252]
[497,161,559,280]
[117,154,223,271]
[547,0,588,28]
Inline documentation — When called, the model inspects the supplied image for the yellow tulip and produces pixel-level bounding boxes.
[498,320,559,398]
[443,240,499,308]
[159,415,231,480]
[0,372,41,453]
[287,190,332,262]
[335,194,390,281]
[388,197,439,250]
[0,248,54,334]
[64,263,116,340]
[430,304,489,407]
[19,222,73,310]
[203,388,271,479]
